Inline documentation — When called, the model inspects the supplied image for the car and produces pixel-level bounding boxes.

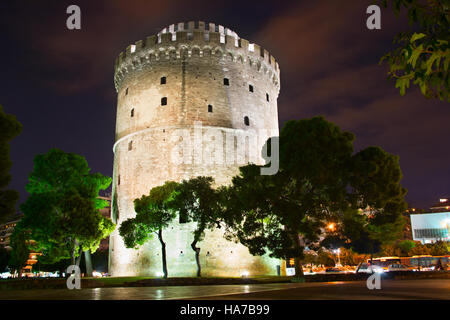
[325,267,346,274]
[387,264,411,272]
[356,263,384,273]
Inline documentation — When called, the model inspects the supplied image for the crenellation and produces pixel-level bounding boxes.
[113,22,280,92]
[145,35,157,47]
[160,32,172,44]
[193,30,204,41]
[225,35,236,50]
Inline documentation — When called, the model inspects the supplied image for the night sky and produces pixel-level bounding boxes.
[1,0,448,210]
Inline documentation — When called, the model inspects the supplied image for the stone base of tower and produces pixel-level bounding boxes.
[109,220,281,277]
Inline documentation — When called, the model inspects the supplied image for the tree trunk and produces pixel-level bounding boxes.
[75,246,83,267]
[356,254,367,273]
[71,240,76,266]
[290,230,304,278]
[157,229,168,278]
[191,240,201,277]
[294,257,304,277]
[84,250,93,277]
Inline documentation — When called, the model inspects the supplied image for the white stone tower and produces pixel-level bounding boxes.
[109,21,281,277]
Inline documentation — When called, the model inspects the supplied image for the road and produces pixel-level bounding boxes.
[0,279,448,300]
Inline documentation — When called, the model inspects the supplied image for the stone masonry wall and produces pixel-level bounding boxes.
[109,22,281,277]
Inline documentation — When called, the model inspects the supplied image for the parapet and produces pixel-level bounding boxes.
[113,21,280,93]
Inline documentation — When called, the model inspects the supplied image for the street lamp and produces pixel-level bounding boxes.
[333,248,342,267]
[327,223,336,232]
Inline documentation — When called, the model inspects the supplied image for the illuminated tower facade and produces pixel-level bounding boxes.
[110,21,281,276]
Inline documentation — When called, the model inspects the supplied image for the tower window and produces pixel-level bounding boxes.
[130,108,134,117]
[128,141,133,151]
[161,97,167,106]
[223,78,229,86]
[208,105,213,113]
[266,93,270,102]
[125,88,128,95]
[179,211,188,224]
[118,175,120,185]
[160,76,166,85]
[244,116,250,126]
[249,85,254,92]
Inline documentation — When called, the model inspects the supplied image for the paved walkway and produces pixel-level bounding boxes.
[0,280,448,300]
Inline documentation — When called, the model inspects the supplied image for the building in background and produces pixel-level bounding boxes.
[410,201,450,244]
[0,213,22,250]
[430,198,450,213]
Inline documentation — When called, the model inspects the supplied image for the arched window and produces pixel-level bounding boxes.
[223,78,229,86]
[244,116,250,126]
[208,105,213,113]
[125,88,128,95]
[161,97,167,106]
[160,76,166,85]
[128,141,133,151]
[266,93,270,102]
[130,108,134,117]
[249,84,254,92]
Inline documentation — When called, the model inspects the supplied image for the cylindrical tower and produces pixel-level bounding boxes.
[110,21,281,277]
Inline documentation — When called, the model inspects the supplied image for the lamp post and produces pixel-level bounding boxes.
[334,248,342,267]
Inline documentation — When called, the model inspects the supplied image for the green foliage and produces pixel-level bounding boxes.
[0,105,22,222]
[380,0,450,101]
[397,240,416,255]
[8,228,30,273]
[120,181,179,248]
[119,181,178,277]
[16,149,114,265]
[223,117,407,274]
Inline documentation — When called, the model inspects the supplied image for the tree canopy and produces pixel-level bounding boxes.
[0,105,22,222]
[380,0,449,101]
[119,181,178,278]
[15,148,115,266]
[223,116,407,277]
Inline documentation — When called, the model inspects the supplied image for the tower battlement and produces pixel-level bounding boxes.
[114,21,280,93]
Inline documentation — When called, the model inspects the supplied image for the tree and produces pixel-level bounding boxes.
[428,240,449,256]
[8,229,30,276]
[16,149,115,267]
[0,247,10,273]
[168,177,221,277]
[316,248,335,267]
[380,0,449,101]
[397,239,416,256]
[119,181,178,278]
[224,117,407,278]
[0,105,22,223]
